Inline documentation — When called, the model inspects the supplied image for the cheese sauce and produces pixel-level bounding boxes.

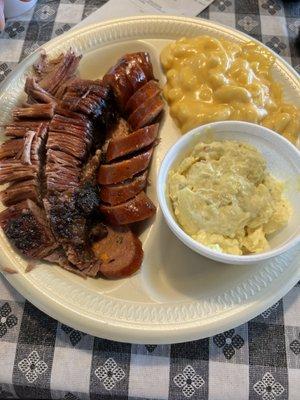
[161,36,300,144]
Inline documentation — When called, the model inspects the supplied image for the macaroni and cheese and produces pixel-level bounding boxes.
[161,36,300,143]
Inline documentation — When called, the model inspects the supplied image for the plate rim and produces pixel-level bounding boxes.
[0,15,300,344]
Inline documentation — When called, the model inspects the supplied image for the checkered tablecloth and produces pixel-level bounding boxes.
[0,1,299,399]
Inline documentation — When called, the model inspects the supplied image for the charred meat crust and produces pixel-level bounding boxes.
[0,199,57,258]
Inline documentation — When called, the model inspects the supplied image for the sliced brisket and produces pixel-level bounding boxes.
[34,50,81,96]
[13,103,55,120]
[0,180,39,206]
[0,199,58,258]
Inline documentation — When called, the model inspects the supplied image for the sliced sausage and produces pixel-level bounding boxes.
[125,62,147,92]
[106,124,159,162]
[128,94,164,130]
[122,52,154,81]
[125,81,161,115]
[99,191,156,225]
[97,148,153,185]
[99,171,147,205]
[103,66,133,111]
[103,52,154,110]
[92,225,143,279]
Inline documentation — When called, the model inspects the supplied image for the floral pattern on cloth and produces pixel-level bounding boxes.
[237,16,259,32]
[35,5,56,21]
[212,0,232,12]
[55,24,71,36]
[61,324,86,346]
[213,329,244,359]
[265,37,287,55]
[253,372,285,400]
[94,358,126,391]
[4,22,25,38]
[0,302,18,338]
[261,0,281,15]
[18,351,48,383]
[173,365,205,398]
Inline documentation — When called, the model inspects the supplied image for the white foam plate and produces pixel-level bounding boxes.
[0,16,299,344]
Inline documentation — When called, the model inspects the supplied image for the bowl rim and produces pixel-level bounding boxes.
[157,120,300,265]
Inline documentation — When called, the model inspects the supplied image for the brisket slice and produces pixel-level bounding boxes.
[4,121,48,138]
[0,138,24,160]
[25,77,56,105]
[43,247,87,278]
[0,118,48,205]
[0,161,38,184]
[62,78,114,121]
[42,75,113,273]
[0,180,39,206]
[44,184,100,245]
[44,184,104,276]
[46,132,87,160]
[13,103,55,120]
[0,199,58,258]
[81,149,102,184]
[45,107,94,194]
[33,50,81,96]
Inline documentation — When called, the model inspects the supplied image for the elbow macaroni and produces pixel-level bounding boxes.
[161,36,300,144]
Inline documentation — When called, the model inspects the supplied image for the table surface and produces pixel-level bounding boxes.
[0,1,299,399]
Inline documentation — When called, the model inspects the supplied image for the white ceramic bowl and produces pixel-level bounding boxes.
[157,121,300,265]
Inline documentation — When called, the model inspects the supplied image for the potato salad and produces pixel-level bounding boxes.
[168,140,291,255]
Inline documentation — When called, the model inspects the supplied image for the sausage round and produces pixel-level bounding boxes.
[97,148,153,185]
[128,94,164,130]
[99,191,156,225]
[105,123,159,162]
[125,80,161,115]
[99,171,147,205]
[92,225,143,279]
